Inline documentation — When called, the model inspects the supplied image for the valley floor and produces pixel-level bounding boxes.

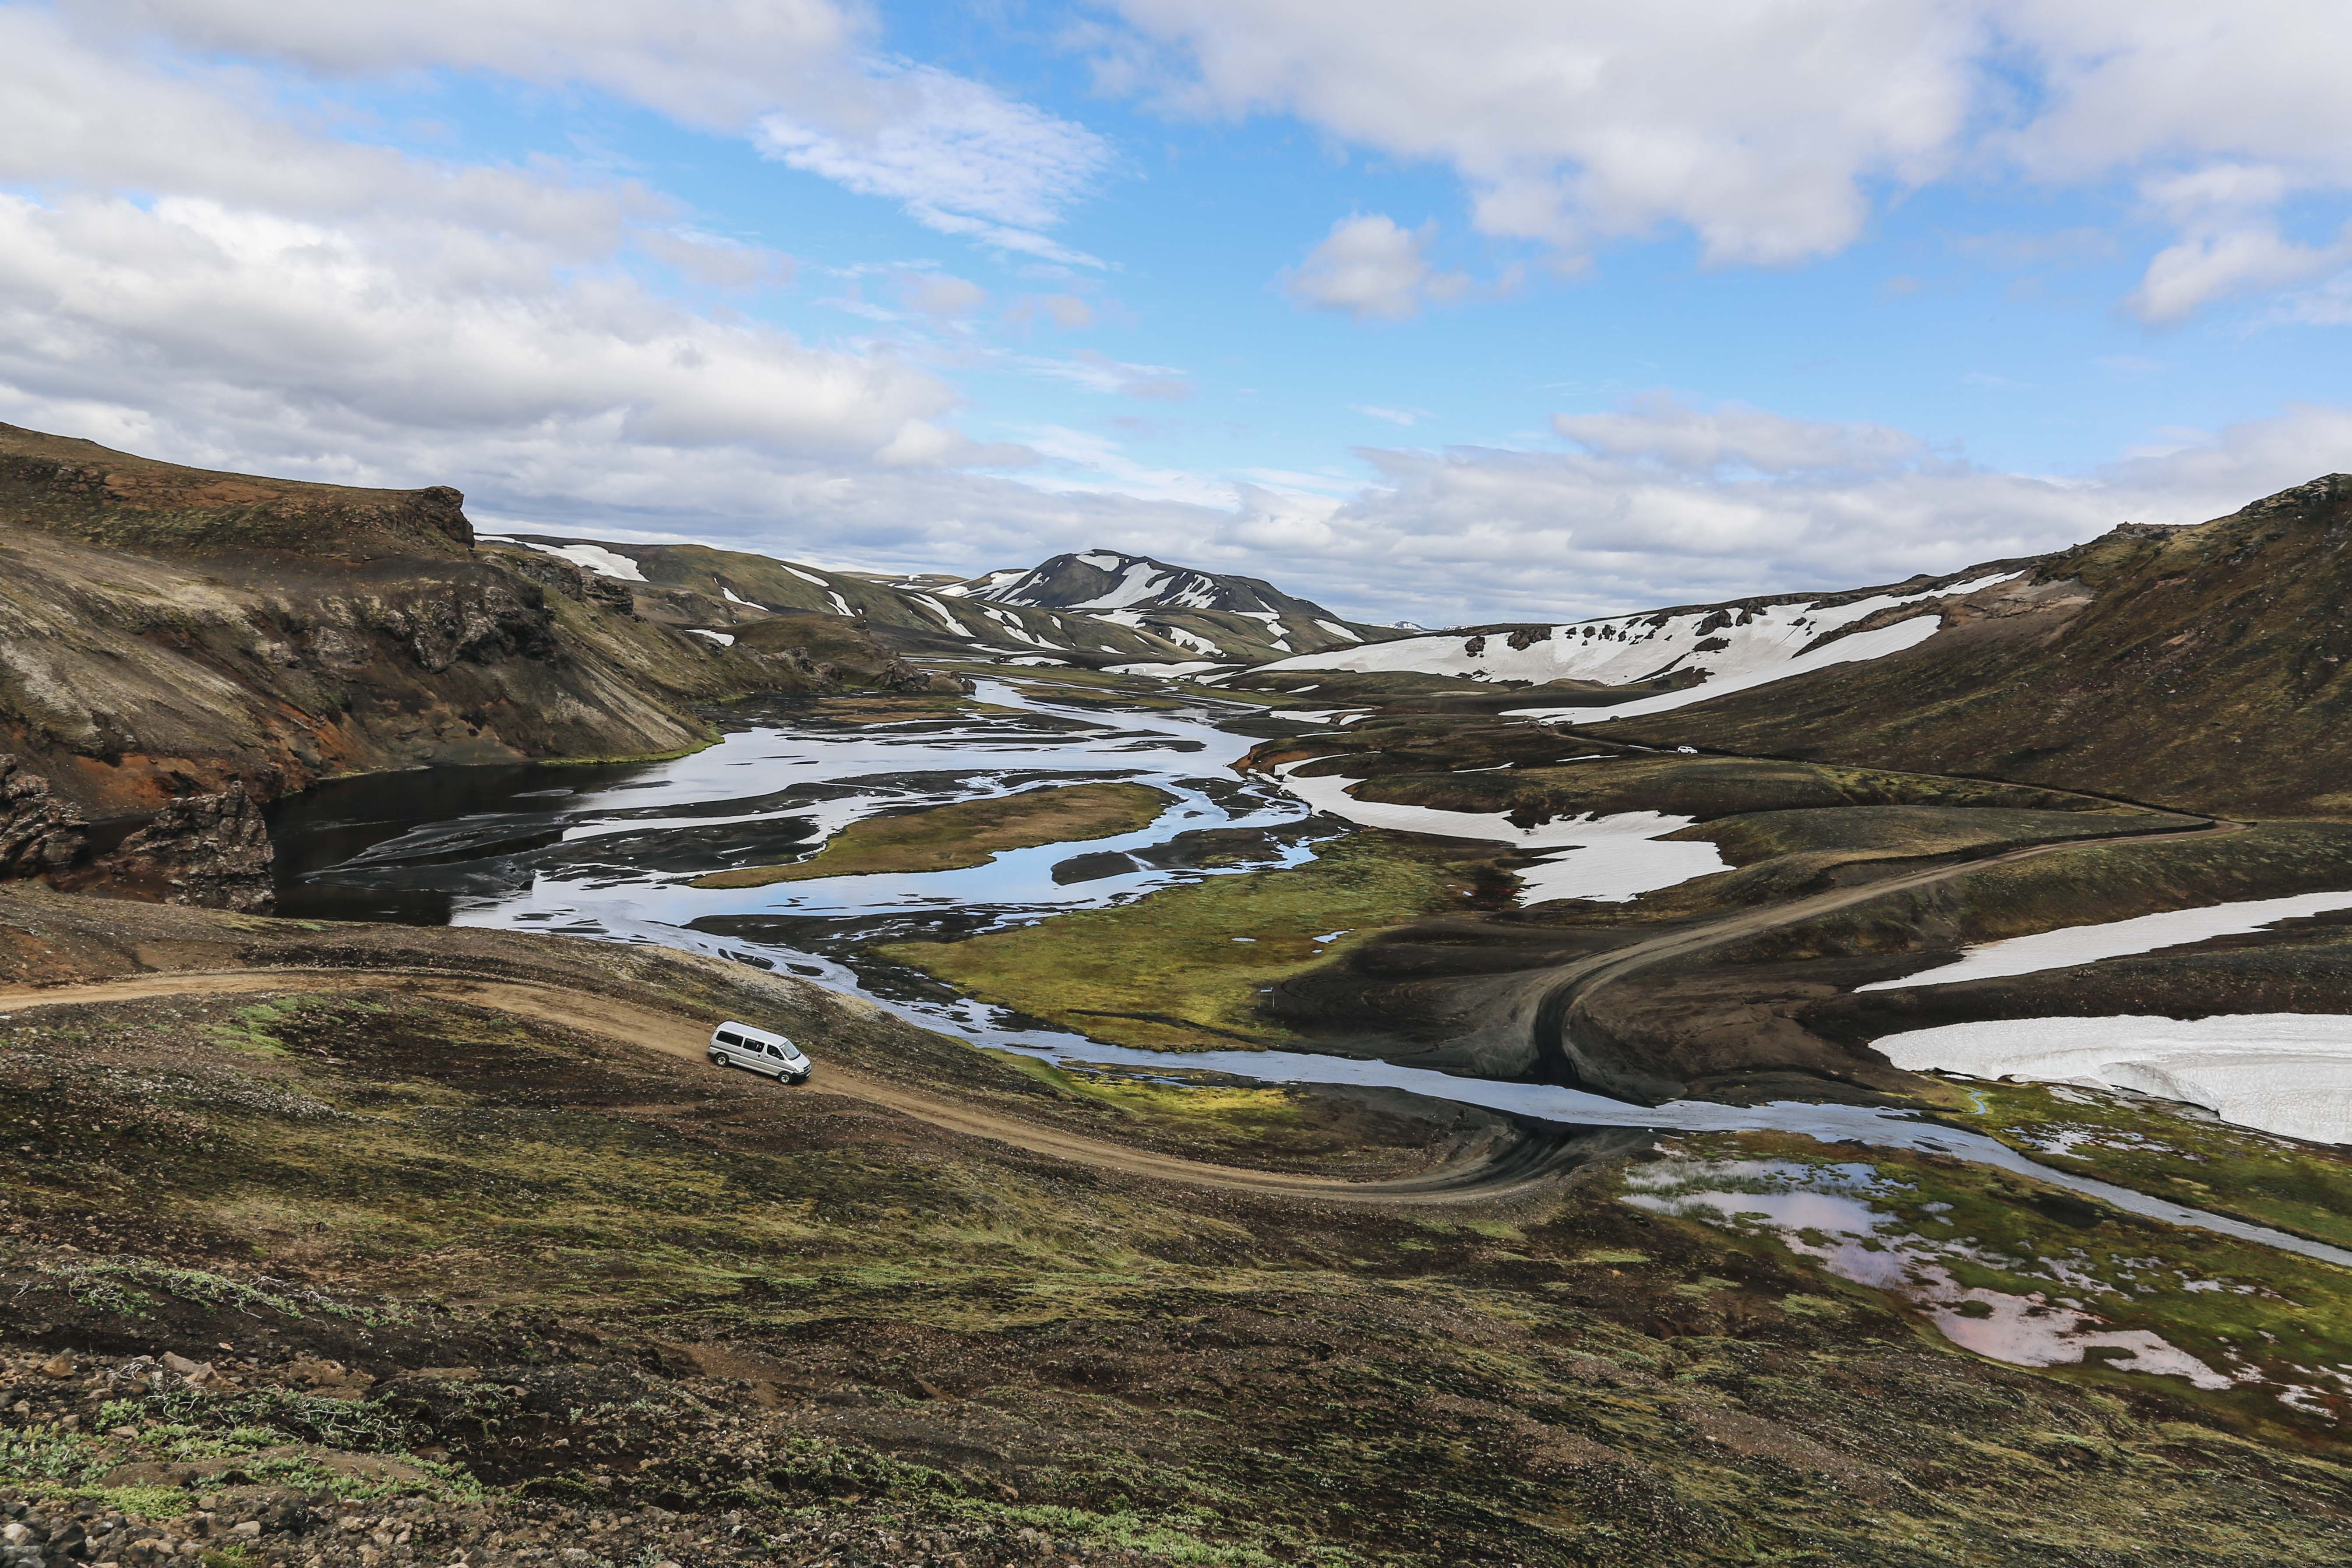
[12,673,2352,1566]
[6,888,2352,1565]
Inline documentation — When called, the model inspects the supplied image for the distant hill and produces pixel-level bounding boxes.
[494,538,1397,669]
[1593,476,2352,816]
[1260,475,2352,816]
[953,550,1328,617]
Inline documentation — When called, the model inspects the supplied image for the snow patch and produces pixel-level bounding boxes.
[1314,620,1363,643]
[782,565,829,587]
[687,629,734,647]
[1875,1015,2352,1145]
[1072,560,1172,610]
[1104,661,1232,677]
[1269,763,1727,902]
[825,591,854,617]
[506,541,647,583]
[1859,891,2352,991]
[1509,615,1949,725]
[910,594,966,633]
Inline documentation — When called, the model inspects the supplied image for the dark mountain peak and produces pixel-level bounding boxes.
[0,422,473,559]
[952,548,1340,621]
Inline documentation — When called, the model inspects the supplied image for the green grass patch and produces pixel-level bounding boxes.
[1936,1075,2352,1250]
[883,831,1473,1051]
[692,781,1173,888]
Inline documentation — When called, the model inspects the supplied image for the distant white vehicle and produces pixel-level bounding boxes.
[707,1021,810,1083]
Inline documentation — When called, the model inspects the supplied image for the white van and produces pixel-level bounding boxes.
[707,1021,811,1083]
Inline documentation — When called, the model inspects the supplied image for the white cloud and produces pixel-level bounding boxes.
[77,0,860,131]
[1552,394,1926,476]
[76,0,1114,263]
[638,229,795,290]
[0,193,956,458]
[1022,350,1193,401]
[0,10,645,251]
[1109,1,1975,266]
[1351,405,1428,426]
[1284,215,1468,321]
[1100,0,2352,317]
[753,63,1114,264]
[2124,166,2352,322]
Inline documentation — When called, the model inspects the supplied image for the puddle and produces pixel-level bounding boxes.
[270,679,2352,1281]
[1623,1152,2277,1400]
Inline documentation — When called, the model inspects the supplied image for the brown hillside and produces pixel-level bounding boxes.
[0,425,931,908]
[0,422,473,558]
[1604,474,2352,815]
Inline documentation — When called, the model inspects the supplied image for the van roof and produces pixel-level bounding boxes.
[718,1020,791,1045]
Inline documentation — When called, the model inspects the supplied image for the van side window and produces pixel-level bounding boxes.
[716,1031,743,1047]
[766,1043,784,1058]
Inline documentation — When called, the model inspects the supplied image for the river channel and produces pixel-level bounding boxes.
[267,680,2352,1271]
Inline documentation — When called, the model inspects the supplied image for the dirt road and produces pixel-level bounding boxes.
[0,819,2232,1207]
[0,967,1571,1209]
[1478,814,2242,1084]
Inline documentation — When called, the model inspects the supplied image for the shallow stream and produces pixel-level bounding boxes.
[268,681,2352,1272]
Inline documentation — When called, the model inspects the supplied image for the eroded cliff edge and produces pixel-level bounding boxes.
[0,423,952,909]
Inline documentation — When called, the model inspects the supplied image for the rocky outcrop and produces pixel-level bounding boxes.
[0,759,85,879]
[95,781,275,912]
[493,547,636,613]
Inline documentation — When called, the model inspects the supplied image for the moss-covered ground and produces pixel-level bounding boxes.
[8,949,2352,1564]
[1917,1074,2352,1251]
[690,780,1173,888]
[882,830,1500,1052]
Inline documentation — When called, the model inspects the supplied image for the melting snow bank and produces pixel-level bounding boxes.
[485,538,649,582]
[1269,763,1728,902]
[1859,890,2352,990]
[1875,1015,2352,1146]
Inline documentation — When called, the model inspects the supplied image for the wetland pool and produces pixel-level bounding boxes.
[267,682,2352,1272]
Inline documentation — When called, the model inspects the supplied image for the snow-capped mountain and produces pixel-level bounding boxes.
[490,538,1393,669]
[949,551,1340,620]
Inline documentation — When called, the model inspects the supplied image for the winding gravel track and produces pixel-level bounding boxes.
[0,817,2235,1208]
[0,966,1570,1208]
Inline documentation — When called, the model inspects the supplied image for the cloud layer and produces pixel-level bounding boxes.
[6,0,2351,634]
[1106,0,2352,321]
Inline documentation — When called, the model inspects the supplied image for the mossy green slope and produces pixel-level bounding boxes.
[884,831,1485,1052]
[7,971,2352,1563]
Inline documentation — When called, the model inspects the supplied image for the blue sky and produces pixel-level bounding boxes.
[4,1,2350,623]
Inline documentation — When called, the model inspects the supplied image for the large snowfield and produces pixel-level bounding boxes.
[1875,1015,2352,1145]
[1258,574,2017,711]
